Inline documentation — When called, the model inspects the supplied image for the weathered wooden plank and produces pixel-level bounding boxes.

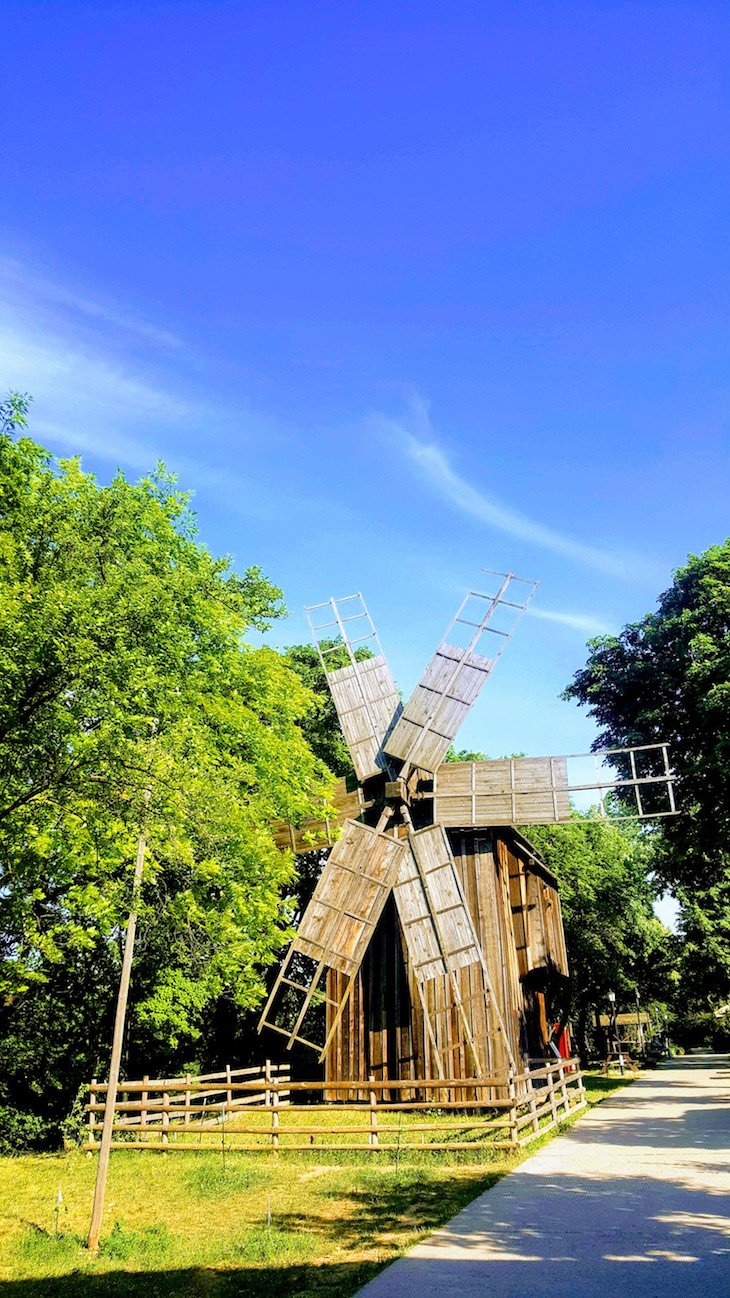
[394,826,484,984]
[433,757,572,827]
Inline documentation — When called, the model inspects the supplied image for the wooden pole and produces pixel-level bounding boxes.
[87,813,149,1251]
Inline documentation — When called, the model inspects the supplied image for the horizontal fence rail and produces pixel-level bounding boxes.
[87,1062,290,1135]
[85,1059,585,1154]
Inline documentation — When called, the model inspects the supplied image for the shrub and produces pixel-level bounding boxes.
[0,1106,56,1155]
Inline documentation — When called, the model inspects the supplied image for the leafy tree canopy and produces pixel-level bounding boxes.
[563,541,730,1002]
[528,815,677,1054]
[281,642,356,778]
[0,397,332,1043]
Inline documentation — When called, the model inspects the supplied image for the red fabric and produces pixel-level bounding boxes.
[553,1023,571,1058]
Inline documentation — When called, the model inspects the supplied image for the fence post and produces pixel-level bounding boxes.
[369,1075,379,1149]
[548,1062,559,1127]
[141,1074,149,1133]
[184,1074,191,1127]
[265,1059,272,1108]
[558,1060,569,1116]
[226,1063,233,1107]
[507,1066,518,1146]
[576,1064,586,1107]
[528,1077,539,1138]
[162,1092,169,1154]
[87,1079,97,1156]
[271,1079,280,1151]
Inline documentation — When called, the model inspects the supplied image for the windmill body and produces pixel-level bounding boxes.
[261,571,676,1091]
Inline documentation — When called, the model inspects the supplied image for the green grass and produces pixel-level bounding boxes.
[0,1072,632,1297]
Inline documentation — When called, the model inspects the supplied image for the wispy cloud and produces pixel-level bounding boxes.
[526,605,613,636]
[0,254,337,528]
[0,323,190,424]
[380,403,661,584]
[0,254,182,350]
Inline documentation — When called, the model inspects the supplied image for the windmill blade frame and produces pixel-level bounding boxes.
[384,570,538,775]
[271,775,373,855]
[306,593,402,783]
[258,814,406,1055]
[431,744,677,828]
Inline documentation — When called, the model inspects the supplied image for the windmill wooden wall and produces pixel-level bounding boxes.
[324,827,568,1097]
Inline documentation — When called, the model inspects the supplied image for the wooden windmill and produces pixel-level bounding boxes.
[261,570,676,1088]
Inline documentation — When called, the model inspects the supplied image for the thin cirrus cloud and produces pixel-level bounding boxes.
[383,412,662,585]
[0,322,190,424]
[0,254,343,527]
[0,253,182,350]
[0,320,286,522]
[526,605,612,637]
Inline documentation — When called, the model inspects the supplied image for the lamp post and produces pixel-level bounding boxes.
[607,991,623,1075]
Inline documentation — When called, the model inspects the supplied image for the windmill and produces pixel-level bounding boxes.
[260,570,676,1087]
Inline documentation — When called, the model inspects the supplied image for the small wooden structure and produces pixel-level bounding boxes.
[261,570,677,1092]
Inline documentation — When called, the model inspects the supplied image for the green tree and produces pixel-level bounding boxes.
[445,746,488,762]
[528,815,677,1058]
[0,401,331,1057]
[282,642,355,777]
[563,541,730,1003]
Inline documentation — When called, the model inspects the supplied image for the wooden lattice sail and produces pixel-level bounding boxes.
[260,568,678,1083]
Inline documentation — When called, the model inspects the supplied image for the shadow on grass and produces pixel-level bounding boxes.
[0,1260,383,1298]
[2,1171,502,1298]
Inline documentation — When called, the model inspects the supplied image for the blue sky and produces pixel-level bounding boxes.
[1,0,729,787]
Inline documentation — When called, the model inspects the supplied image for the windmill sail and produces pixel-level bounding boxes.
[271,775,370,854]
[393,824,515,1073]
[432,745,676,827]
[258,819,406,1051]
[393,825,483,983]
[306,594,402,782]
[384,571,538,774]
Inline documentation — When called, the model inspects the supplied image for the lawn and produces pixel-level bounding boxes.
[0,1073,631,1297]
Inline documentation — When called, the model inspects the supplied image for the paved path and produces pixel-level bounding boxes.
[357,1053,730,1298]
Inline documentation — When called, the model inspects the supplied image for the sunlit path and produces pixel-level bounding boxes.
[356,1053,730,1298]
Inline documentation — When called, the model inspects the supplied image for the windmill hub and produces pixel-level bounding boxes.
[384,778,408,806]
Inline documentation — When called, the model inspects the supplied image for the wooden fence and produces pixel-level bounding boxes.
[85,1058,585,1154]
[87,1061,289,1136]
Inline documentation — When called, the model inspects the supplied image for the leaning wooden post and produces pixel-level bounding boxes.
[528,1077,539,1137]
[87,1079,97,1156]
[87,786,151,1251]
[369,1075,379,1150]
